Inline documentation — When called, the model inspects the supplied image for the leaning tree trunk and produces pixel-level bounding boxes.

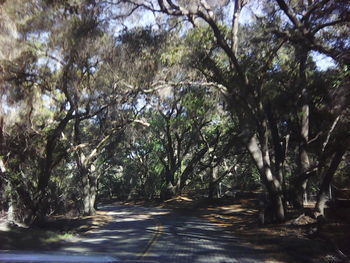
[32,108,74,225]
[247,133,285,222]
[179,145,209,193]
[315,150,345,217]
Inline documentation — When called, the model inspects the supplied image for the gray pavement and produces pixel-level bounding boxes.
[59,204,270,263]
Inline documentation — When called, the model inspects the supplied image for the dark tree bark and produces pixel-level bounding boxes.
[208,166,218,200]
[81,170,98,216]
[74,119,97,216]
[315,149,346,217]
[291,47,311,209]
[179,145,209,192]
[123,0,349,222]
[30,108,74,225]
[247,133,285,222]
[231,0,245,56]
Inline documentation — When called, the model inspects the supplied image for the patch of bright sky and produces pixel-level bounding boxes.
[34,32,62,72]
[1,95,10,114]
[42,94,54,110]
[108,5,157,37]
[311,51,337,71]
[105,0,336,114]
[28,31,50,43]
[37,49,62,72]
[239,0,264,25]
[237,1,335,70]
[33,0,337,94]
[135,95,149,111]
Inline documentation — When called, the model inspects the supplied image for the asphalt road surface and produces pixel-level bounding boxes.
[59,204,271,263]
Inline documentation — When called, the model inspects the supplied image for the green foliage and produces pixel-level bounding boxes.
[1,0,349,224]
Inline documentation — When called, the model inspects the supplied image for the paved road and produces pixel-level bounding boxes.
[59,204,270,263]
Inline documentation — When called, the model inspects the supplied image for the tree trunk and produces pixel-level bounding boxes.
[90,174,98,211]
[7,182,14,222]
[294,48,310,208]
[231,0,243,56]
[80,167,98,216]
[247,133,285,222]
[74,119,98,216]
[208,166,218,200]
[315,150,345,217]
[160,181,175,201]
[179,146,209,192]
[270,191,285,222]
[265,103,289,210]
[83,192,96,215]
[0,116,3,152]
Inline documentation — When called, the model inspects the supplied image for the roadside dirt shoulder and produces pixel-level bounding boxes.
[0,210,113,250]
[159,196,350,263]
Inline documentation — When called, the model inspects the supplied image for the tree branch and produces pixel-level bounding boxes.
[275,0,301,28]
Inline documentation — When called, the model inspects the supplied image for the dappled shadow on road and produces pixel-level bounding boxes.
[182,198,337,263]
[145,211,278,263]
[2,202,332,262]
[58,204,170,260]
[57,203,283,262]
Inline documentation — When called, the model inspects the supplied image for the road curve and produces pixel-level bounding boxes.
[59,204,270,263]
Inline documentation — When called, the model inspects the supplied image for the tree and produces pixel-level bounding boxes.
[0,0,146,222]
[115,0,350,221]
[1,0,348,225]
[134,85,228,199]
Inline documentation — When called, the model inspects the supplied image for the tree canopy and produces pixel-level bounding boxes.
[0,0,349,225]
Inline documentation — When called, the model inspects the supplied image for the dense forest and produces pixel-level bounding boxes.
[0,0,349,227]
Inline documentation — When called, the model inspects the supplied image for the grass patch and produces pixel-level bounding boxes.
[0,227,75,250]
[0,211,113,251]
[43,232,75,243]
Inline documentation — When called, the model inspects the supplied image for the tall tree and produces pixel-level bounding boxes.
[115,0,350,221]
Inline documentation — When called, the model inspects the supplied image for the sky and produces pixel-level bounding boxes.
[312,52,336,71]
[115,1,336,71]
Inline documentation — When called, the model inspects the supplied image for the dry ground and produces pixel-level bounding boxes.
[1,197,349,263]
[152,196,350,263]
[0,210,113,250]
